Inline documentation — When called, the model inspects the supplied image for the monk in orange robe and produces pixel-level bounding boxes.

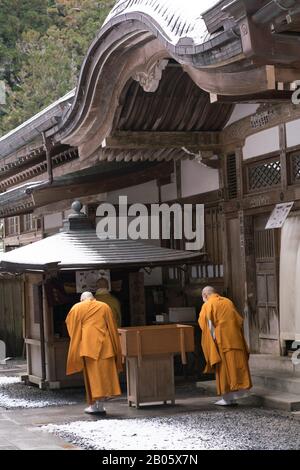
[199,286,252,406]
[66,292,122,415]
[95,277,122,327]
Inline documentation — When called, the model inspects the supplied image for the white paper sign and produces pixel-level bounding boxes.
[265,202,294,230]
[76,269,111,293]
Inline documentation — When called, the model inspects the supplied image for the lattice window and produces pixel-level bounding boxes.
[247,159,281,191]
[291,153,300,183]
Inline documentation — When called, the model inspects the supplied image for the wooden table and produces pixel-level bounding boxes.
[118,324,194,408]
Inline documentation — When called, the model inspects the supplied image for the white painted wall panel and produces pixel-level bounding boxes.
[243,127,280,160]
[286,119,300,148]
[181,159,219,198]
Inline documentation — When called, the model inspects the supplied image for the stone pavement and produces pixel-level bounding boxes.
[0,385,245,450]
[0,377,300,450]
[0,410,76,450]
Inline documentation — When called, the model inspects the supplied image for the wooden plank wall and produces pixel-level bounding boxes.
[0,276,24,356]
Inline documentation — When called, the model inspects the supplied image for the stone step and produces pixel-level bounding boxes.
[250,354,300,377]
[196,380,300,412]
[251,369,300,395]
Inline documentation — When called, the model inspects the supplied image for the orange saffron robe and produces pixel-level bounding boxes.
[199,294,252,396]
[95,291,122,327]
[66,299,123,403]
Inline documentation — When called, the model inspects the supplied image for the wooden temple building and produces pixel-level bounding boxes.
[1,0,300,399]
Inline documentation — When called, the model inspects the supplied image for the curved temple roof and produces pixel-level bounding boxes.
[53,0,240,157]
[2,0,299,162]
[54,0,300,159]
[104,0,222,46]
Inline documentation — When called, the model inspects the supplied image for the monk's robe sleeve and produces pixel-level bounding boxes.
[199,302,221,373]
[65,305,84,375]
[115,298,122,328]
[234,307,251,358]
[105,306,123,373]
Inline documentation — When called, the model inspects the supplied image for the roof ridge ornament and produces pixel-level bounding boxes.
[69,200,86,219]
[61,200,93,232]
[132,59,169,93]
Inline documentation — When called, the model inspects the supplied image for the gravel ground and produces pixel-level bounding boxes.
[0,376,85,409]
[44,408,300,450]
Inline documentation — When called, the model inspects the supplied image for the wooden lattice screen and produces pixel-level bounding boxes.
[226,153,238,199]
[245,157,281,192]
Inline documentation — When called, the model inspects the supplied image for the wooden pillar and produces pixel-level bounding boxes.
[221,211,231,296]
[129,271,146,326]
[239,211,259,352]
[279,123,287,191]
[86,203,98,228]
[218,152,230,294]
[175,160,182,200]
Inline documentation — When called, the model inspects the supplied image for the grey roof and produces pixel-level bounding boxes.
[0,228,200,272]
[105,0,222,46]
[0,89,75,159]
[0,181,44,217]
[0,181,43,205]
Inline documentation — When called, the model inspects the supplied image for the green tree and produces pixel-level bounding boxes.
[0,0,114,135]
[0,0,50,87]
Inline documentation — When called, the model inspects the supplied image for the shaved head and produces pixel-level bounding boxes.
[97,277,109,289]
[80,292,95,302]
[202,286,217,303]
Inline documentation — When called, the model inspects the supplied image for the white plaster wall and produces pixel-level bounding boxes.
[107,180,159,204]
[181,159,219,198]
[286,119,300,148]
[44,212,63,230]
[225,104,259,127]
[243,127,280,160]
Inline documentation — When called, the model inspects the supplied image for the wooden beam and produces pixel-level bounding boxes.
[32,162,173,208]
[33,195,108,217]
[232,11,300,65]
[210,90,293,104]
[185,64,277,96]
[104,131,221,150]
[223,188,296,214]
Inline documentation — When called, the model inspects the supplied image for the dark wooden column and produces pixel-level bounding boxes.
[279,123,288,191]
[129,271,146,326]
[238,211,259,352]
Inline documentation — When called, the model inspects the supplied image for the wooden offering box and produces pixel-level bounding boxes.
[118,324,194,408]
[119,324,194,361]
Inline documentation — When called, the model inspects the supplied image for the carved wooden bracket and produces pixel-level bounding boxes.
[181,147,220,169]
[132,59,169,93]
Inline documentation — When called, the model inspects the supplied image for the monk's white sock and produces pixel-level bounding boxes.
[96,400,105,411]
[215,398,233,406]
